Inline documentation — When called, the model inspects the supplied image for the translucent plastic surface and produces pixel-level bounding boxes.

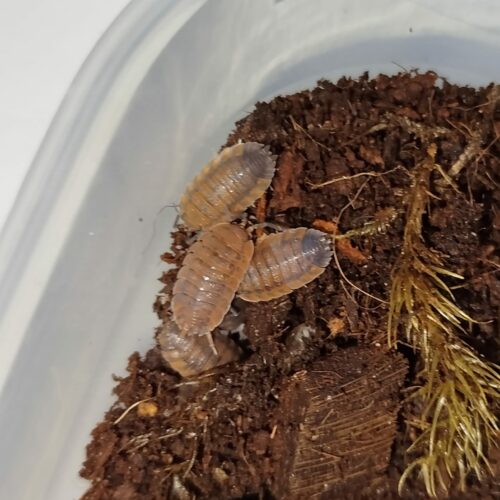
[0,0,498,498]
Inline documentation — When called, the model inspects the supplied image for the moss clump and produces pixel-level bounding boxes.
[389,145,500,497]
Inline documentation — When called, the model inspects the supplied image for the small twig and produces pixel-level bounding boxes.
[270,425,278,440]
[320,408,334,426]
[158,428,184,440]
[239,448,258,480]
[447,132,482,178]
[483,167,500,188]
[307,447,342,461]
[433,162,460,193]
[333,247,388,304]
[289,115,331,151]
[114,398,152,425]
[389,113,449,141]
[340,280,381,312]
[172,370,221,388]
[445,119,475,138]
[448,84,500,178]
[172,380,201,388]
[340,122,389,146]
[483,258,500,271]
[307,166,403,190]
[333,180,388,304]
[391,61,409,72]
[183,436,198,479]
[456,133,498,192]
[340,279,358,306]
[127,432,153,453]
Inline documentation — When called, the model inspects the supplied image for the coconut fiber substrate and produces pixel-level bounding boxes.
[80,72,500,500]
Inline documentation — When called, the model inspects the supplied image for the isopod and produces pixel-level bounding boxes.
[171,223,254,339]
[179,142,277,230]
[158,318,240,377]
[238,228,333,302]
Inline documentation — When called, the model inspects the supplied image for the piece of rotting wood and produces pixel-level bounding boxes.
[273,347,408,499]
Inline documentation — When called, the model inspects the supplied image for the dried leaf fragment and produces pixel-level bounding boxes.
[312,219,337,234]
[359,144,384,166]
[336,240,368,264]
[312,219,368,264]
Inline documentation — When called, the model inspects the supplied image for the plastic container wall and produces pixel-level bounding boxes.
[0,0,498,498]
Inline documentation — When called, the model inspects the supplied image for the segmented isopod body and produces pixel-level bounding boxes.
[179,142,277,230]
[172,223,254,337]
[238,228,333,302]
[158,318,240,377]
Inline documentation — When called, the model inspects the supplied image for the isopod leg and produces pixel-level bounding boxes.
[206,333,219,356]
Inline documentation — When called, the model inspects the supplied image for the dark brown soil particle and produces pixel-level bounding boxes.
[81,72,499,499]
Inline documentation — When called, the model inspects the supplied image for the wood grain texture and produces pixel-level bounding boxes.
[286,349,408,499]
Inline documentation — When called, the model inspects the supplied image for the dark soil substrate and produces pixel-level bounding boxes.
[81,72,500,499]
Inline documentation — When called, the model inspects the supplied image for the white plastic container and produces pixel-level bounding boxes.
[0,1,498,498]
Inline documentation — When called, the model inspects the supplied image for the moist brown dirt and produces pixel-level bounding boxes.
[80,72,500,499]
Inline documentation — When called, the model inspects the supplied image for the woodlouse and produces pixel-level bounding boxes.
[158,318,240,377]
[171,223,254,339]
[179,142,277,230]
[238,228,333,302]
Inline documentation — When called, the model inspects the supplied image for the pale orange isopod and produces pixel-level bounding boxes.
[158,318,240,377]
[171,223,254,339]
[179,142,277,230]
[238,228,333,302]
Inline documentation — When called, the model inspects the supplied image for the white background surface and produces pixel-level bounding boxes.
[0,0,130,233]
[0,0,497,236]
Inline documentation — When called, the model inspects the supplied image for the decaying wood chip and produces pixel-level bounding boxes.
[270,150,305,211]
[274,348,408,499]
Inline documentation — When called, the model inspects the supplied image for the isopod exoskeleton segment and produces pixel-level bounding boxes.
[179,142,277,230]
[171,223,254,337]
[158,318,240,377]
[238,228,332,302]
